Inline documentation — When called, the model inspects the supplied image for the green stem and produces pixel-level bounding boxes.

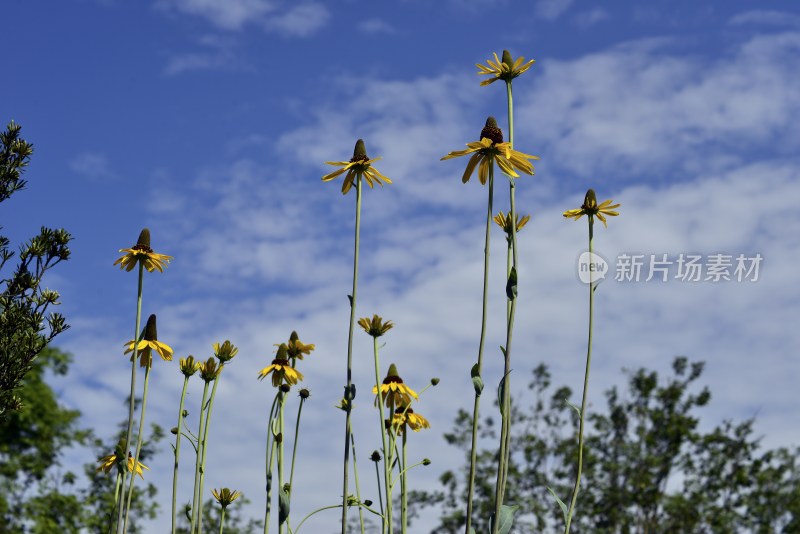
[564,218,595,534]
[172,376,190,534]
[341,174,362,533]
[199,367,224,534]
[492,79,519,534]
[400,432,407,534]
[373,460,384,528]
[295,503,384,534]
[117,262,144,534]
[288,396,305,496]
[350,434,366,534]
[219,508,226,534]
[191,381,211,533]
[264,393,280,534]
[278,391,285,534]
[123,363,151,533]
[464,164,494,534]
[371,337,392,534]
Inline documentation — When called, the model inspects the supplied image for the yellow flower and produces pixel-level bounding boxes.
[477,49,535,86]
[258,345,303,387]
[373,363,418,407]
[284,331,315,360]
[358,314,394,338]
[390,405,431,435]
[493,211,531,238]
[322,139,393,194]
[212,487,242,509]
[96,451,149,479]
[199,357,223,382]
[563,189,621,228]
[179,355,201,377]
[113,228,173,272]
[441,117,539,184]
[123,314,173,368]
[213,340,239,363]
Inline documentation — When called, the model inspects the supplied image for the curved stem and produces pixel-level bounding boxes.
[288,396,305,495]
[464,165,494,533]
[117,263,144,533]
[199,368,224,534]
[191,381,211,533]
[564,218,595,534]
[341,174,363,532]
[264,393,280,534]
[372,337,392,534]
[172,376,190,534]
[350,434,366,534]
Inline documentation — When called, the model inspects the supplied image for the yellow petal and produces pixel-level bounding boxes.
[322,167,347,182]
[461,153,482,183]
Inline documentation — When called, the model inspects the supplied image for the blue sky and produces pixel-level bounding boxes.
[3,0,800,531]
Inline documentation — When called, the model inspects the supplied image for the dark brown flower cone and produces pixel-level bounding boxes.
[352,139,368,161]
[143,314,158,341]
[502,50,514,68]
[480,116,504,144]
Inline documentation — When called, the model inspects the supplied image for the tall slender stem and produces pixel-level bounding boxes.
[199,368,224,534]
[117,263,144,533]
[464,167,494,534]
[400,431,408,534]
[372,337,392,534]
[564,218,595,534]
[123,364,151,533]
[350,434,366,534]
[493,78,518,534]
[341,174,363,533]
[192,381,211,533]
[264,394,280,534]
[288,396,305,495]
[278,391,285,534]
[172,376,190,534]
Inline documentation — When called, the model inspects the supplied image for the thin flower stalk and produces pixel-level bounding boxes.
[562,190,619,533]
[191,378,211,532]
[368,332,392,534]
[401,431,408,534]
[264,392,280,534]
[340,171,362,533]
[172,372,192,534]
[350,434,366,534]
[123,364,151,533]
[277,390,286,534]
[465,163,493,531]
[117,262,143,534]
[564,217,594,534]
[198,364,224,533]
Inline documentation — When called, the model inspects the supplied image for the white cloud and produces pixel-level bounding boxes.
[156,0,329,36]
[729,10,800,28]
[358,17,395,35]
[262,2,330,37]
[575,7,609,28]
[536,0,575,20]
[516,32,800,179]
[69,152,118,181]
[163,35,242,75]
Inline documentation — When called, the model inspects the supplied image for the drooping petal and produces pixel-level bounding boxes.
[461,153,482,183]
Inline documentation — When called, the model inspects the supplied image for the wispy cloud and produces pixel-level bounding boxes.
[575,7,609,28]
[729,10,800,28]
[358,17,395,35]
[536,0,575,20]
[163,34,243,75]
[69,152,118,182]
[156,0,330,36]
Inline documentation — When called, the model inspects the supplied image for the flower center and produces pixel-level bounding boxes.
[271,358,289,366]
[383,375,403,385]
[132,244,153,253]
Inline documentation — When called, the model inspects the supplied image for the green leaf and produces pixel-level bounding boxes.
[566,400,581,417]
[547,486,568,523]
[497,371,511,416]
[279,485,290,524]
[471,363,484,396]
[506,266,518,300]
[489,504,520,534]
[468,528,476,534]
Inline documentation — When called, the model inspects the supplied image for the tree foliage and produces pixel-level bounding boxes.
[0,120,71,418]
[412,357,800,533]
